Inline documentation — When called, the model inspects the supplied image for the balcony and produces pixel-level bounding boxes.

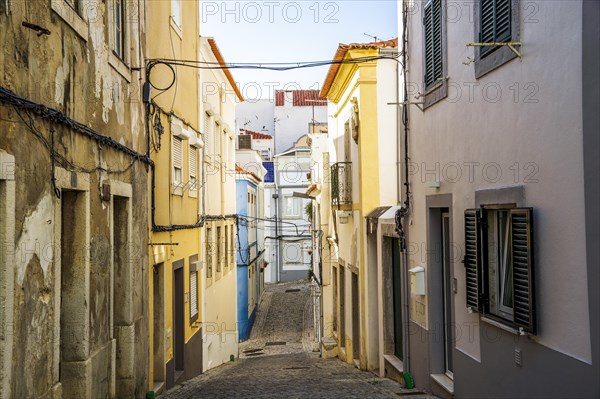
[331,162,352,209]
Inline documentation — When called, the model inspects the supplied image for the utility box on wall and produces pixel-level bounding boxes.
[409,266,425,295]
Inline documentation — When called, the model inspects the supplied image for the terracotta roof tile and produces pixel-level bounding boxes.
[320,38,398,98]
[275,90,326,107]
[207,38,244,102]
[235,164,262,182]
[239,129,272,140]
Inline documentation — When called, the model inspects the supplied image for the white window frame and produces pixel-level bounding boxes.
[283,195,302,218]
[486,208,514,320]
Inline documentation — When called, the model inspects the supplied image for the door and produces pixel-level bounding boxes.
[173,264,185,380]
[442,212,454,376]
[352,272,360,361]
[391,237,403,360]
[339,265,345,349]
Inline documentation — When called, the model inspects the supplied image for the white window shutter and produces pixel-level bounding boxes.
[189,146,197,178]
[190,270,198,318]
[173,136,183,183]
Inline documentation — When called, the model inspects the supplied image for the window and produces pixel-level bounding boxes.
[224,226,229,270]
[112,0,126,59]
[284,196,302,218]
[189,258,199,323]
[51,0,88,40]
[206,227,213,279]
[423,0,443,89]
[479,0,511,58]
[171,0,182,29]
[214,122,221,161]
[172,136,183,191]
[474,0,520,78]
[65,0,83,16]
[464,207,535,334]
[216,226,222,273]
[189,145,197,193]
[230,225,235,266]
[204,113,212,158]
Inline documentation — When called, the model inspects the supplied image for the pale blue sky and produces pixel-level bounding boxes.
[201,1,398,100]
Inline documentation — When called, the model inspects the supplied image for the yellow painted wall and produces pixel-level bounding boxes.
[325,49,381,367]
[146,0,203,389]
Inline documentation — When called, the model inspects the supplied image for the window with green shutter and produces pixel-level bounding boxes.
[479,0,512,57]
[463,207,536,334]
[424,0,443,89]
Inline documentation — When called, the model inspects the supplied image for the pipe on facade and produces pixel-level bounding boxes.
[400,0,412,373]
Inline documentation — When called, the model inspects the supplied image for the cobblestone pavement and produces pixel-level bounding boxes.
[161,281,438,399]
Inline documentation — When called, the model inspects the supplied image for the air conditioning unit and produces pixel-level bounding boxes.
[238,134,252,150]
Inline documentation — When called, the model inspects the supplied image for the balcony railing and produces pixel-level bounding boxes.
[331,162,352,207]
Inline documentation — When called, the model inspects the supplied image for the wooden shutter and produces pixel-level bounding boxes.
[480,0,511,56]
[464,209,483,312]
[510,208,535,334]
[190,270,198,319]
[424,0,443,88]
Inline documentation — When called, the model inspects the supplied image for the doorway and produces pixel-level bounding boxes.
[352,272,360,362]
[60,190,87,392]
[428,203,454,380]
[441,212,453,377]
[173,261,185,382]
[391,237,403,361]
[112,196,130,391]
[153,263,165,390]
[339,265,345,350]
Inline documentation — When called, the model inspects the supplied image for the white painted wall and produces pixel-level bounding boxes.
[403,0,589,363]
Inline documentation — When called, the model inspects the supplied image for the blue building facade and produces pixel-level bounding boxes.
[236,169,264,341]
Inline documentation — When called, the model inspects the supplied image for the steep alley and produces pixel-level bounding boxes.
[161,281,436,399]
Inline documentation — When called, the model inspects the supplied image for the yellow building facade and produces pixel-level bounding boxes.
[146,0,204,393]
[319,39,399,372]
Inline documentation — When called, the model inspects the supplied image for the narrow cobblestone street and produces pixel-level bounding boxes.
[161,281,437,399]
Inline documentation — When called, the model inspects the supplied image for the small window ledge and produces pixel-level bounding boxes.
[423,78,448,110]
[188,189,198,199]
[481,315,519,335]
[474,46,518,79]
[108,53,132,83]
[172,185,183,196]
[51,0,88,41]
[431,373,454,395]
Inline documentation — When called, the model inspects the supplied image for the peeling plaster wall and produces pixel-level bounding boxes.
[0,1,149,397]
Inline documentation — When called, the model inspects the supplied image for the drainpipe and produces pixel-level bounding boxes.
[400,0,412,375]
[396,41,402,205]
[273,192,279,282]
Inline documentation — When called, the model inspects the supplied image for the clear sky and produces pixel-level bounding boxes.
[201,0,398,100]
